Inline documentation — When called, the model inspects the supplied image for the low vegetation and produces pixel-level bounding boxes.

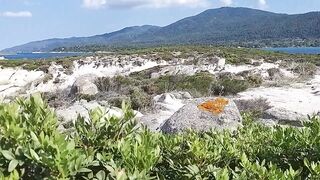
[86,46,320,66]
[2,95,320,179]
[0,56,79,72]
[292,62,317,78]
[92,72,258,110]
[2,46,319,72]
[235,98,272,118]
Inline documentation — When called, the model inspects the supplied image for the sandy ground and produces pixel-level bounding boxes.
[238,74,320,115]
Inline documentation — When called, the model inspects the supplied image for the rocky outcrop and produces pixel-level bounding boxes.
[139,92,190,131]
[0,53,317,132]
[56,100,143,130]
[0,68,44,98]
[161,97,242,133]
[70,74,99,97]
[261,107,307,126]
[148,57,226,77]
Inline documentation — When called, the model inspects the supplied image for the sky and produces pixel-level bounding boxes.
[0,0,320,50]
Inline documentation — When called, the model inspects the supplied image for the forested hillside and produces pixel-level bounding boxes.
[2,7,320,53]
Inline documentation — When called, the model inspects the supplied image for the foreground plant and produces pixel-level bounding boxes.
[1,95,320,179]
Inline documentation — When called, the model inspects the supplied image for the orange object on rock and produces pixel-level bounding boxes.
[197,98,229,115]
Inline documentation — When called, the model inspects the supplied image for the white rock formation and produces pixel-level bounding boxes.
[56,100,143,125]
[139,92,190,131]
[32,58,168,93]
[0,68,44,98]
[70,74,99,97]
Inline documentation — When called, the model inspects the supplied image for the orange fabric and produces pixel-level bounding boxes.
[198,98,229,115]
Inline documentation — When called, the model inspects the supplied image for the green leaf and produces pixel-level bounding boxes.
[1,150,15,160]
[30,131,40,146]
[66,141,75,151]
[29,149,40,161]
[8,159,19,172]
[77,168,92,173]
[96,170,106,180]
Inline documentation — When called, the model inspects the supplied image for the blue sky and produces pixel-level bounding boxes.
[0,0,320,50]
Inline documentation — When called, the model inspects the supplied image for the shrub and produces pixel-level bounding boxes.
[211,77,250,95]
[94,72,255,105]
[129,87,152,110]
[42,90,72,108]
[154,73,215,97]
[246,74,263,87]
[106,95,131,108]
[235,98,272,117]
[293,62,317,78]
[95,77,111,92]
[2,95,320,179]
[129,66,162,80]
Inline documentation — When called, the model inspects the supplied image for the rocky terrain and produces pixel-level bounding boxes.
[0,50,319,132]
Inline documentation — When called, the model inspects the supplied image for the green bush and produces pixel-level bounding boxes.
[94,73,254,104]
[211,77,250,96]
[245,74,263,87]
[2,95,320,179]
[154,73,215,97]
[235,98,271,118]
[129,87,152,110]
[293,62,317,78]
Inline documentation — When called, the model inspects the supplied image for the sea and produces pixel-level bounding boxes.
[0,52,86,60]
[1,47,320,60]
[262,47,320,55]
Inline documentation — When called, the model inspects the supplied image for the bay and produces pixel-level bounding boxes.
[262,47,320,55]
[1,52,85,60]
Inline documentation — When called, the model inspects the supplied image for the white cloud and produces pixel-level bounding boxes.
[258,0,267,9]
[83,0,211,9]
[1,11,32,17]
[83,0,107,9]
[220,0,233,6]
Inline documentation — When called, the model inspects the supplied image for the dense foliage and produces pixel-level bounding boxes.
[91,72,256,110]
[1,95,320,179]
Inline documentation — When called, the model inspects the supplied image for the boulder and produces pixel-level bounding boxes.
[139,92,192,131]
[56,100,143,129]
[161,97,242,133]
[216,57,226,71]
[153,93,185,113]
[262,107,307,127]
[70,74,99,97]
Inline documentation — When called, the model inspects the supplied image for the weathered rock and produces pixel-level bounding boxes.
[180,92,192,99]
[139,92,187,131]
[56,101,93,124]
[257,118,278,127]
[216,57,226,71]
[70,74,99,97]
[250,59,264,66]
[153,93,185,112]
[161,97,242,133]
[262,107,307,127]
[56,100,143,126]
[267,68,284,80]
[0,68,44,98]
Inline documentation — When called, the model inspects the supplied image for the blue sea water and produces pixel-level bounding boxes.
[1,47,320,60]
[1,52,85,60]
[262,47,320,55]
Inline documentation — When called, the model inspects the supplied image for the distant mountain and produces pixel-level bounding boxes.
[2,25,160,53]
[2,7,320,53]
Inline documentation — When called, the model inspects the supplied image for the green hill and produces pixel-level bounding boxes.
[2,7,320,53]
